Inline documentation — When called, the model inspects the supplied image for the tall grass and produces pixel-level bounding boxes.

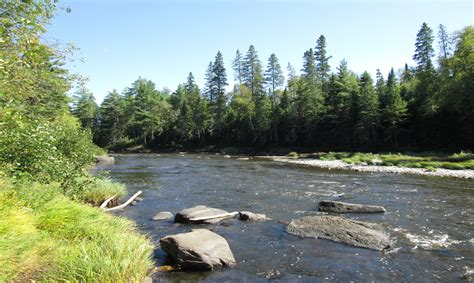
[0,176,153,282]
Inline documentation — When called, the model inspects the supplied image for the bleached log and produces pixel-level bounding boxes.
[105,191,143,212]
[189,211,239,222]
[100,195,116,209]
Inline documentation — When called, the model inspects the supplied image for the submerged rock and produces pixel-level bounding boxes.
[152,211,174,220]
[238,211,267,221]
[175,205,236,224]
[95,155,115,165]
[159,229,236,270]
[318,200,386,214]
[286,215,392,250]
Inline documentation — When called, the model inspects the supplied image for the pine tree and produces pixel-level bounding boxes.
[242,45,264,99]
[287,62,296,82]
[355,71,379,145]
[210,51,228,133]
[438,24,451,61]
[265,53,284,105]
[413,22,435,71]
[98,90,126,146]
[232,49,244,86]
[314,35,331,82]
[381,68,407,148]
[301,48,317,83]
[72,80,98,131]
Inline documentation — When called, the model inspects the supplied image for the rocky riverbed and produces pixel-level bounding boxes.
[95,153,474,282]
[263,156,474,179]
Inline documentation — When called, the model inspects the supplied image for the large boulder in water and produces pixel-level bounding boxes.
[175,205,236,224]
[159,229,236,270]
[318,200,386,214]
[286,215,392,250]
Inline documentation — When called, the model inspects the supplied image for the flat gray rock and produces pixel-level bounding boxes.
[238,211,267,221]
[95,155,115,165]
[152,211,174,220]
[286,215,392,250]
[159,229,236,270]
[318,200,386,214]
[175,205,234,223]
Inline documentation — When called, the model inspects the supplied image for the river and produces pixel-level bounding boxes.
[95,153,474,282]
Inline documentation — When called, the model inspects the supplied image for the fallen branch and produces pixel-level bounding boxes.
[189,211,239,222]
[100,195,116,209]
[105,191,143,212]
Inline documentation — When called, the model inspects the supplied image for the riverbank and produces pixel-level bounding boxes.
[260,156,474,179]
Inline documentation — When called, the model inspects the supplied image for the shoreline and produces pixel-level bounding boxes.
[259,156,474,179]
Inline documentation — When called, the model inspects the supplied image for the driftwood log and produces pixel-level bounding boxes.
[100,195,116,209]
[188,211,239,222]
[104,191,143,212]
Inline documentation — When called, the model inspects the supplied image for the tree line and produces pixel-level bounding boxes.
[74,23,474,151]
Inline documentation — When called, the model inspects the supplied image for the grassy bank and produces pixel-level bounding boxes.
[293,151,474,170]
[0,174,153,282]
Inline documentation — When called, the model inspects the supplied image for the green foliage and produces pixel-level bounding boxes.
[0,2,153,281]
[0,112,97,186]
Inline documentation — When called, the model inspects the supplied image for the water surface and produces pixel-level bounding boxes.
[96,153,474,282]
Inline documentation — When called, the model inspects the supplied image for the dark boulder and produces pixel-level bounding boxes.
[286,215,392,250]
[318,200,386,214]
[159,229,236,270]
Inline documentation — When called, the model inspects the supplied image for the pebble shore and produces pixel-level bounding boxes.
[262,157,474,179]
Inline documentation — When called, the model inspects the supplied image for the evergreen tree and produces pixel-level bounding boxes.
[265,53,284,105]
[314,35,331,82]
[211,51,228,133]
[242,45,264,98]
[355,71,379,145]
[72,80,98,131]
[232,49,244,86]
[301,48,317,83]
[381,69,407,148]
[413,22,435,71]
[438,24,451,61]
[97,90,126,146]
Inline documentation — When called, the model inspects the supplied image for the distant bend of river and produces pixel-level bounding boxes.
[95,153,474,282]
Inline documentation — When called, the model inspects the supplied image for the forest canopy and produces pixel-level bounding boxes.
[75,24,474,152]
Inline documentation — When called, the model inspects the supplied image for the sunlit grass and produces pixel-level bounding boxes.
[0,176,153,282]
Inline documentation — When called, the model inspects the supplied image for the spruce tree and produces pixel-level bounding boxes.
[232,49,244,86]
[356,71,379,145]
[211,51,228,133]
[242,45,264,98]
[413,22,435,71]
[314,35,331,82]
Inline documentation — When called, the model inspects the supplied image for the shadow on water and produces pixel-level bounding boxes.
[95,153,474,282]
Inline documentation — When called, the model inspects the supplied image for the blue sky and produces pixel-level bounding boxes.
[45,0,473,103]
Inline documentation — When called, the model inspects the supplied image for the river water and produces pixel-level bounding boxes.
[95,153,474,282]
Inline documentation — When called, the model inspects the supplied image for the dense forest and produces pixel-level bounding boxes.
[74,24,473,152]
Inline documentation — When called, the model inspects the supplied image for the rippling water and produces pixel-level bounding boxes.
[95,153,474,282]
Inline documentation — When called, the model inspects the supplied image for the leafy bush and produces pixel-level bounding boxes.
[0,112,100,195]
